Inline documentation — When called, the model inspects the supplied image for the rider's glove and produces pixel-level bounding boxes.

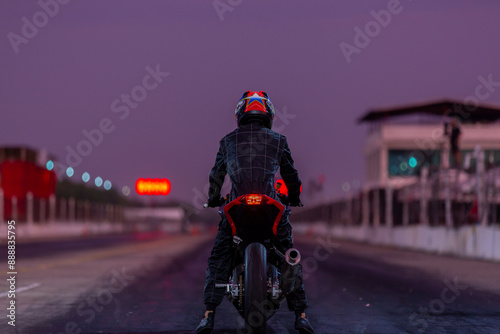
[206,196,225,208]
[278,194,289,205]
[288,197,304,207]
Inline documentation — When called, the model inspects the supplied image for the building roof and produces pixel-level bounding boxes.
[358,99,500,123]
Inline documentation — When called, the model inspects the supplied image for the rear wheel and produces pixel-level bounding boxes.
[244,242,268,334]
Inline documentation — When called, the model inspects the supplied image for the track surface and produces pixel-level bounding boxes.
[1,232,499,333]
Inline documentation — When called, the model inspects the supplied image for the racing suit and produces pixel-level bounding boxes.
[202,122,308,313]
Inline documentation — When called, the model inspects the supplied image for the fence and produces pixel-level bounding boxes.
[295,165,500,228]
[0,190,125,223]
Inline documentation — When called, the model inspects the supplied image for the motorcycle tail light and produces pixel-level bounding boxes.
[245,194,263,205]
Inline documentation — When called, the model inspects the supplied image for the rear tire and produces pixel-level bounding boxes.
[244,242,268,334]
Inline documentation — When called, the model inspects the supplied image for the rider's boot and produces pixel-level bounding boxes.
[294,312,314,334]
[195,310,215,334]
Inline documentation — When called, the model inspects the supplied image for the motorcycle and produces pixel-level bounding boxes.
[209,193,302,333]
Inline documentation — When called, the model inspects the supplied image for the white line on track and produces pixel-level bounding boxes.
[0,282,41,298]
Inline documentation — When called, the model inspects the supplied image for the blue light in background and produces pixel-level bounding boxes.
[66,167,74,177]
[46,160,54,171]
[390,165,398,175]
[95,177,103,187]
[82,172,90,182]
[103,180,112,190]
[409,156,417,168]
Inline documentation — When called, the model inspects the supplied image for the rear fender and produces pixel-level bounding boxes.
[223,194,285,236]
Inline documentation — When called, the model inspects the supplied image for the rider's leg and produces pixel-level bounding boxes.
[202,218,233,312]
[197,218,233,333]
[275,211,314,333]
[275,210,309,312]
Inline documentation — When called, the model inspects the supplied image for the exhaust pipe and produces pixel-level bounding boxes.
[285,248,301,266]
[279,248,302,296]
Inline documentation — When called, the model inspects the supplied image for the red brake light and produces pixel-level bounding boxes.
[245,194,263,205]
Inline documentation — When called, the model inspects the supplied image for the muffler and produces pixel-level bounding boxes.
[285,248,301,266]
[281,248,301,295]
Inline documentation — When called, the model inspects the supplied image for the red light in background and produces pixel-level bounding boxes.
[135,178,171,195]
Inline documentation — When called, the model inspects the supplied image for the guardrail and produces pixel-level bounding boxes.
[294,166,500,228]
[0,191,125,223]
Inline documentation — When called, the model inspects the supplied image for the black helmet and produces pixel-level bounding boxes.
[235,91,275,129]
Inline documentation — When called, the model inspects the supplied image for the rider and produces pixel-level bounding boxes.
[196,91,314,334]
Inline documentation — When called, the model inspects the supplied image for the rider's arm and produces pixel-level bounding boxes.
[280,138,302,205]
[208,140,227,202]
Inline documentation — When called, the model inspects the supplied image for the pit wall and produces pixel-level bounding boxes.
[294,222,500,262]
[0,220,186,242]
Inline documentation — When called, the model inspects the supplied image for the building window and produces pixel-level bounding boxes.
[389,149,500,176]
[388,149,440,177]
[460,149,500,169]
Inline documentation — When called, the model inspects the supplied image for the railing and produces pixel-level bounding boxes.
[294,165,500,228]
[0,191,125,223]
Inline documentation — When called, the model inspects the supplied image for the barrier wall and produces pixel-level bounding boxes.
[0,220,185,242]
[294,222,500,262]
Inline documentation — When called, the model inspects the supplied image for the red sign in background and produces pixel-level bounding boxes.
[1,160,57,220]
[135,178,171,196]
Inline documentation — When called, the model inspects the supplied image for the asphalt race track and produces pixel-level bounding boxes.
[1,232,499,334]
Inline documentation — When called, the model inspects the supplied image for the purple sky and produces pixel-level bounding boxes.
[1,0,500,205]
